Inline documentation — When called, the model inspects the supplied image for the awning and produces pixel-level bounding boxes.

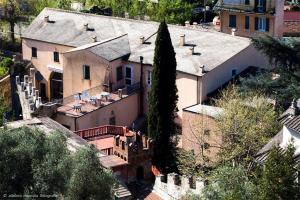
[47,65,63,73]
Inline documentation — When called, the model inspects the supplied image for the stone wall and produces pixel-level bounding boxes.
[152,173,204,200]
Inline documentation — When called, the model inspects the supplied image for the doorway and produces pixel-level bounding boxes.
[50,72,63,100]
[40,83,47,99]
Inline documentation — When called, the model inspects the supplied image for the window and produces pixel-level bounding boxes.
[109,116,116,125]
[125,66,133,85]
[53,51,59,62]
[245,0,250,5]
[204,129,210,136]
[256,0,266,12]
[245,16,250,29]
[83,65,90,80]
[229,15,236,28]
[255,17,269,32]
[147,70,152,85]
[232,69,237,77]
[116,66,123,81]
[32,47,37,58]
[122,141,125,150]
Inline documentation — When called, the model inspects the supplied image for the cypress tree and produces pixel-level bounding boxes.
[148,21,178,172]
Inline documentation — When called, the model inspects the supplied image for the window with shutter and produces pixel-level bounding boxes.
[245,16,250,29]
[266,18,270,32]
[32,47,37,58]
[83,65,90,80]
[53,51,59,62]
[255,17,259,30]
[229,15,237,28]
[116,66,123,81]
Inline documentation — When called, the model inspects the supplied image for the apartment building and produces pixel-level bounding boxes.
[214,0,284,37]
[21,8,268,130]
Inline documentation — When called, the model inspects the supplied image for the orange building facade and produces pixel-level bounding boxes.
[214,0,284,37]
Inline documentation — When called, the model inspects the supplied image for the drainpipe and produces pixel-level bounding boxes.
[139,56,144,116]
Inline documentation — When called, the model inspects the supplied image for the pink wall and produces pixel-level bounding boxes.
[54,93,139,131]
[22,39,73,98]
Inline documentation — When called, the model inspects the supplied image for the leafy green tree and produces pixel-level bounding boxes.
[0,127,115,199]
[216,85,279,164]
[1,0,22,43]
[202,165,257,200]
[177,149,204,177]
[238,36,300,110]
[66,146,115,200]
[239,71,300,110]
[257,144,300,200]
[251,36,300,74]
[148,21,178,172]
[0,95,8,126]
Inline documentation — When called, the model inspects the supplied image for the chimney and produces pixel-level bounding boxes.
[44,15,49,23]
[189,47,194,55]
[140,36,145,44]
[185,21,190,27]
[84,23,89,31]
[180,34,185,46]
[92,36,97,42]
[200,65,205,73]
[289,99,299,116]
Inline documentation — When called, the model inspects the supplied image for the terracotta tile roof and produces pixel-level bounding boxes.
[284,11,300,21]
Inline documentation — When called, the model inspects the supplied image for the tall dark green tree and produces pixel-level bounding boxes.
[148,21,178,172]
[258,144,299,200]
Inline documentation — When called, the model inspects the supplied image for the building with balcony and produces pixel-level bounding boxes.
[21,8,269,130]
[214,0,284,37]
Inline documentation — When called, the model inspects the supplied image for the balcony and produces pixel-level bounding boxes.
[214,0,274,14]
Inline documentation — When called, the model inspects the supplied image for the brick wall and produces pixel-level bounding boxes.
[181,111,222,166]
[283,21,300,36]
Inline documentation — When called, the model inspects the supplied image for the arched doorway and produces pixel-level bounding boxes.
[136,166,144,180]
[50,72,63,100]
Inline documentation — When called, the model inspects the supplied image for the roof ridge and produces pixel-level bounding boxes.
[42,7,232,34]
[43,7,161,26]
[64,34,128,53]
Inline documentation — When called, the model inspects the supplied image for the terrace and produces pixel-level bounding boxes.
[57,82,140,118]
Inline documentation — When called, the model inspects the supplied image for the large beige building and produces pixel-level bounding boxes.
[214,0,284,37]
[21,8,268,130]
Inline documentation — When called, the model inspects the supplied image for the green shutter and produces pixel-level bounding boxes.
[266,18,270,32]
[255,17,258,30]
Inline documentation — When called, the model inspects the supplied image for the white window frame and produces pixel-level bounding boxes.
[125,65,134,86]
[258,17,266,32]
[147,70,152,85]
